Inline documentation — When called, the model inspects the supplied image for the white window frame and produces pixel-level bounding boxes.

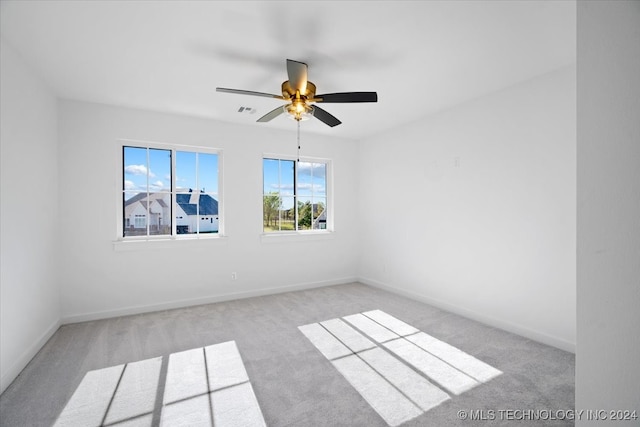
[115,139,224,245]
[261,153,333,237]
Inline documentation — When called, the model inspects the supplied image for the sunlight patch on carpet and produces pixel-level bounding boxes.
[211,381,267,427]
[299,310,502,426]
[333,354,423,426]
[163,347,208,405]
[362,310,419,336]
[161,341,265,427]
[298,323,352,360]
[205,340,250,391]
[358,347,450,412]
[54,341,265,427]
[342,313,400,343]
[406,332,502,383]
[383,338,478,395]
[319,318,377,353]
[105,357,163,425]
[54,357,161,427]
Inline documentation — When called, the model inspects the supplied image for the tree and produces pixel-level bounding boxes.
[297,201,312,229]
[263,192,281,228]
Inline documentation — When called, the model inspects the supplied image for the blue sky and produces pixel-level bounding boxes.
[123,148,325,208]
[123,146,218,198]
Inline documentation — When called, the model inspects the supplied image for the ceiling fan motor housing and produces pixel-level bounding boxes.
[282,80,316,100]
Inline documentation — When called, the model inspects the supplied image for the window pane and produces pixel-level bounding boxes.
[297,162,312,196]
[175,192,219,235]
[176,151,196,192]
[312,163,327,196]
[199,153,219,234]
[280,160,295,196]
[297,197,313,230]
[175,151,219,234]
[123,147,172,237]
[263,158,295,196]
[263,194,281,232]
[313,197,327,230]
[264,159,295,232]
[263,159,280,194]
[198,153,218,196]
[176,192,198,234]
[148,192,171,235]
[123,147,148,192]
[295,195,326,231]
[148,149,171,192]
[280,196,295,230]
[297,162,326,197]
[123,192,146,237]
[198,193,219,234]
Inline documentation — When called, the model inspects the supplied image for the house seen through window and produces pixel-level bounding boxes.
[122,145,220,238]
[263,157,328,232]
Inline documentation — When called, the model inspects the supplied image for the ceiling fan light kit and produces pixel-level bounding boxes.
[216,59,378,128]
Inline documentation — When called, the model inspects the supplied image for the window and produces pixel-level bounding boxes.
[263,157,329,232]
[122,143,221,238]
[175,150,219,235]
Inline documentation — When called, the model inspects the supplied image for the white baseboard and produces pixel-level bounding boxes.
[61,277,358,324]
[359,277,576,353]
[1,318,61,395]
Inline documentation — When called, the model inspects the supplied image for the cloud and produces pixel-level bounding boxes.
[269,183,325,193]
[124,164,156,178]
[297,183,326,193]
[150,180,166,191]
[271,184,294,190]
[297,162,326,178]
[124,179,168,192]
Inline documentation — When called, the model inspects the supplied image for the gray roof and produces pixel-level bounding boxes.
[176,193,218,216]
[125,192,218,216]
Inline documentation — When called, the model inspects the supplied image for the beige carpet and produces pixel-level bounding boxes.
[0,283,575,426]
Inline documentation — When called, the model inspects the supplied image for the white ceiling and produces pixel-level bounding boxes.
[0,1,575,140]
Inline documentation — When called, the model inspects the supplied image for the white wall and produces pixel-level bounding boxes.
[57,100,359,321]
[358,66,576,352]
[0,39,60,393]
[576,0,640,420]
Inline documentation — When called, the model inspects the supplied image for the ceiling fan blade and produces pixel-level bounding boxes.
[311,105,342,127]
[286,59,308,93]
[216,87,283,99]
[257,106,286,123]
[315,92,378,103]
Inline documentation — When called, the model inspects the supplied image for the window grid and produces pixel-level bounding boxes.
[121,143,220,239]
[263,157,329,233]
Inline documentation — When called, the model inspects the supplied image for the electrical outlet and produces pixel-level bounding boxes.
[231,272,237,280]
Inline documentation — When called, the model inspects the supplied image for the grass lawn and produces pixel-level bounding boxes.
[264,219,303,232]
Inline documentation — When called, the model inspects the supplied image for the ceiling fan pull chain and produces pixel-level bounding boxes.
[297,119,301,162]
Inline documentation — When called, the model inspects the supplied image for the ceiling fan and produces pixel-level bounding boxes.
[216,59,377,127]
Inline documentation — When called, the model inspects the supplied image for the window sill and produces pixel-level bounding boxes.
[113,235,228,251]
[260,230,335,243]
